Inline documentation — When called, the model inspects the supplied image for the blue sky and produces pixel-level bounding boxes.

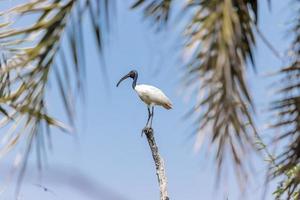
[0,0,294,200]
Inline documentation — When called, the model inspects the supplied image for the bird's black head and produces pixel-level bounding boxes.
[116,70,138,88]
[127,70,137,79]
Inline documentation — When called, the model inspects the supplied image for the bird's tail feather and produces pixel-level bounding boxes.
[163,102,173,110]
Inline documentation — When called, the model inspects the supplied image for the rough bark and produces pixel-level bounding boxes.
[143,127,169,200]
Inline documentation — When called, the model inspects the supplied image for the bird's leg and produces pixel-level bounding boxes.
[149,106,154,128]
[146,106,151,127]
[142,106,152,136]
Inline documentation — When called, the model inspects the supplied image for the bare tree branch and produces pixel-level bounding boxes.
[143,128,169,200]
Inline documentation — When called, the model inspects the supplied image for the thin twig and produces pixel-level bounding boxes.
[143,127,169,200]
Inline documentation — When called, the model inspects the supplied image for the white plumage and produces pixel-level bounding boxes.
[117,70,172,129]
[134,84,172,109]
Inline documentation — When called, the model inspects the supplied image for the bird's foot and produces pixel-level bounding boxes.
[141,126,153,137]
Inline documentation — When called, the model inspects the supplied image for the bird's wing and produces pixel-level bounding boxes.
[139,85,173,108]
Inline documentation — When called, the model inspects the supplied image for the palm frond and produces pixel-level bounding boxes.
[182,0,258,183]
[0,0,113,193]
[134,0,259,184]
[131,0,172,28]
[273,165,300,200]
[270,6,300,199]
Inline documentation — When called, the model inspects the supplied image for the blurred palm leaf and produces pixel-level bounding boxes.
[0,0,113,193]
[183,0,258,183]
[131,0,172,28]
[270,6,300,199]
[133,0,258,183]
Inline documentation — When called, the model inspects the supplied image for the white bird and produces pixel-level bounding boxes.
[117,70,173,130]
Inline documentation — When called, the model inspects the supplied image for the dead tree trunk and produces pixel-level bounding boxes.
[143,128,169,200]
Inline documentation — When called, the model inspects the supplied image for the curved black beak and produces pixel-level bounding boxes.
[116,74,130,87]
